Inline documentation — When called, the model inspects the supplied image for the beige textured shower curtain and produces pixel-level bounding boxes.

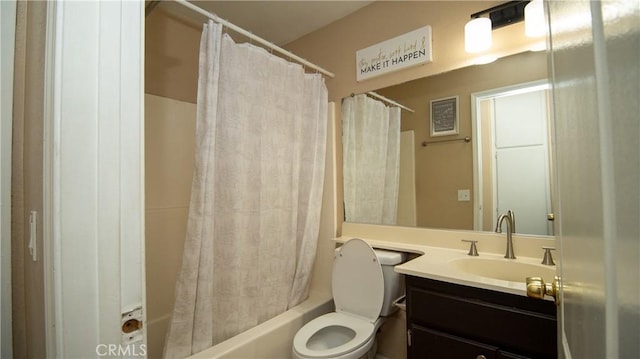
[163,21,328,358]
[342,94,401,225]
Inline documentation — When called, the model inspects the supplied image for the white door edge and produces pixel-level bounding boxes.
[43,1,146,357]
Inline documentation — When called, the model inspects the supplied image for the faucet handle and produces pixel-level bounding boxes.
[461,240,479,256]
[541,247,556,266]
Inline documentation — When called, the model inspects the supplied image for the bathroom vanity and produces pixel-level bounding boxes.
[405,275,557,359]
[334,234,559,359]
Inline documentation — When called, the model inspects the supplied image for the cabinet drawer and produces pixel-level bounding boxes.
[408,284,556,358]
[410,324,499,359]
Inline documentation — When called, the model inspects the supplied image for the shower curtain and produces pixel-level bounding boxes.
[342,94,401,225]
[164,21,328,358]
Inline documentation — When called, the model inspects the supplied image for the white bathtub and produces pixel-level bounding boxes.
[187,291,334,359]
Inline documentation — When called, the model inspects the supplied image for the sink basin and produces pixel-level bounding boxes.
[450,257,556,283]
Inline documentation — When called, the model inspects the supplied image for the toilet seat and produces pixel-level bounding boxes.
[293,312,375,358]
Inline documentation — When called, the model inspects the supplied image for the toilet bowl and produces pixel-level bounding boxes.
[292,239,405,359]
[293,312,378,359]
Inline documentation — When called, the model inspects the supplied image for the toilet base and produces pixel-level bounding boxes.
[358,340,377,359]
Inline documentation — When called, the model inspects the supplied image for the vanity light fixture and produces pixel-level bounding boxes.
[464,1,531,54]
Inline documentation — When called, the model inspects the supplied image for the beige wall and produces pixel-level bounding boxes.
[144,9,200,357]
[11,2,47,358]
[397,131,416,227]
[146,8,201,104]
[145,94,197,358]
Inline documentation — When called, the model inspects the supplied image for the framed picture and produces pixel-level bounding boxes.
[430,96,459,137]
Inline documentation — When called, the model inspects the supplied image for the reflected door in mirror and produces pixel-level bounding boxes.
[480,87,553,236]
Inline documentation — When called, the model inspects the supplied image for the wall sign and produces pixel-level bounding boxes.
[356,26,432,82]
[430,96,459,137]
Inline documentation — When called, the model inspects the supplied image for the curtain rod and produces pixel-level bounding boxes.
[174,0,335,78]
[365,91,415,113]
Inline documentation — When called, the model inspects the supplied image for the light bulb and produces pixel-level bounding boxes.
[525,0,546,37]
[465,17,492,53]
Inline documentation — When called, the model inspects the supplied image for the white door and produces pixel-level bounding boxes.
[548,1,639,358]
[44,1,146,357]
[493,89,552,235]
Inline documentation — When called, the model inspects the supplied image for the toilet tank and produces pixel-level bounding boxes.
[373,249,406,316]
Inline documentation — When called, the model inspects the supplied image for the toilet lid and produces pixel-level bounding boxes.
[332,239,384,322]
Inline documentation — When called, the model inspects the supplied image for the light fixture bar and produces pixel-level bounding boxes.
[470,1,530,29]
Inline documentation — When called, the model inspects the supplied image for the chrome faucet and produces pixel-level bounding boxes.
[495,212,516,259]
[507,209,516,233]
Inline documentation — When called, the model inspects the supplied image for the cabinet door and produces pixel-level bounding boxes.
[410,325,498,359]
[407,277,557,358]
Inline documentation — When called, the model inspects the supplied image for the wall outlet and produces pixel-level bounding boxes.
[458,189,471,202]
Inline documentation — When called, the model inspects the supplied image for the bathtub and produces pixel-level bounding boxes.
[187,291,334,358]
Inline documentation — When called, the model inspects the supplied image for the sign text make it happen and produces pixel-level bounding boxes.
[356,26,433,82]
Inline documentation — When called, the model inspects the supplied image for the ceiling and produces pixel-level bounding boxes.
[153,1,374,46]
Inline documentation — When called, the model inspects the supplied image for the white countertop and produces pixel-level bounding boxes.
[335,237,557,298]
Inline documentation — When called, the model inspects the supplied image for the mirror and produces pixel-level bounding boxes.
[342,50,554,236]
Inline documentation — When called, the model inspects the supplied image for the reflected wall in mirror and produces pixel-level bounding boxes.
[343,50,551,235]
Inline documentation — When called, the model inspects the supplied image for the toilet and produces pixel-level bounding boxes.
[292,238,406,359]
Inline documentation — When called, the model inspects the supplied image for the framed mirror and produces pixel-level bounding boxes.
[342,50,553,236]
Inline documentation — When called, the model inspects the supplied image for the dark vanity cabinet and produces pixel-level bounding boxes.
[406,276,557,359]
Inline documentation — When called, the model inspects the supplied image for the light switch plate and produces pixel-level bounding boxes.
[458,189,471,201]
